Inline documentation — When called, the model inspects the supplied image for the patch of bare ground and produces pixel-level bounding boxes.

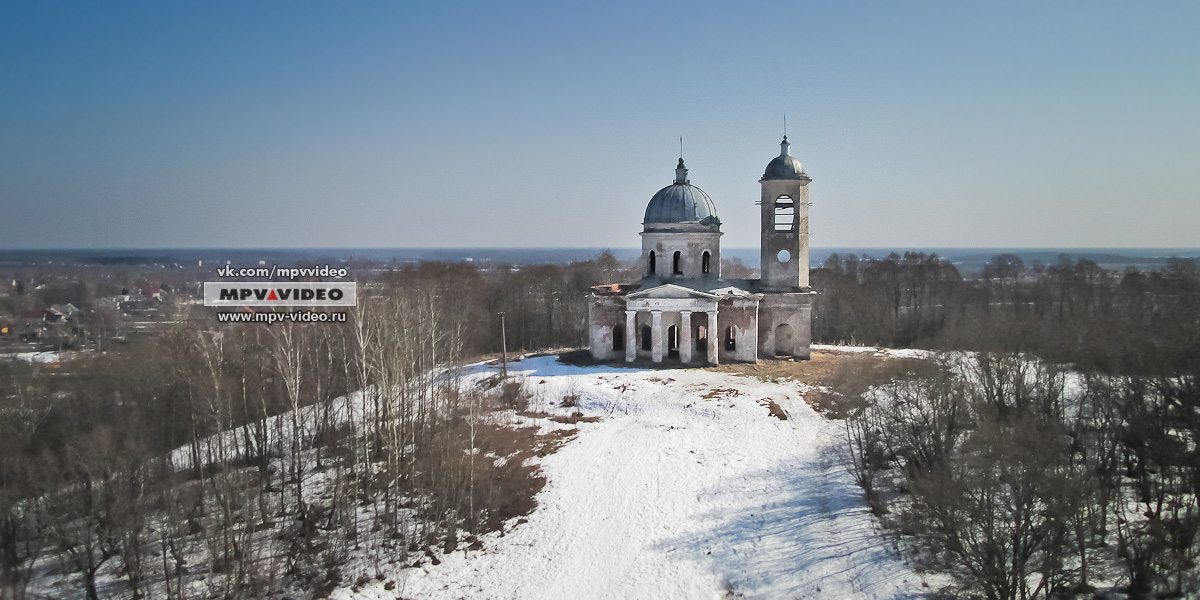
[549,414,602,424]
[709,349,936,418]
[699,387,743,400]
[468,423,581,532]
[531,428,579,457]
[555,348,598,366]
[557,349,701,371]
[472,347,577,366]
[514,409,602,425]
[499,415,585,458]
[707,349,886,385]
[763,399,788,420]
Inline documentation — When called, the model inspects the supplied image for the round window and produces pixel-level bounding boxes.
[777,249,791,263]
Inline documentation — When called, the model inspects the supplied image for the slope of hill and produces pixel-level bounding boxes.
[342,353,936,599]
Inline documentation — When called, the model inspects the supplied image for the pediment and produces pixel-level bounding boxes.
[625,283,718,300]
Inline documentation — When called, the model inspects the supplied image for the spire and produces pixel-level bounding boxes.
[674,157,689,184]
[780,135,791,157]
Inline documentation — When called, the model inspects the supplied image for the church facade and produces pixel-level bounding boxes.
[588,137,814,364]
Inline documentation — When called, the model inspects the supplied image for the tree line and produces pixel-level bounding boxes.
[824,255,1200,599]
[814,252,1200,373]
[0,257,601,598]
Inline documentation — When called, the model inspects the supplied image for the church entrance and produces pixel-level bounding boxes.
[667,325,679,359]
[774,323,794,357]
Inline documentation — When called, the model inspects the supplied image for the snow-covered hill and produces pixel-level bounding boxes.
[342,353,936,599]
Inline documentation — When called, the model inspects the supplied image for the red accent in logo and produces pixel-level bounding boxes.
[267,289,279,301]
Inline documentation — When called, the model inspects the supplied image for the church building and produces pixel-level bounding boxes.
[588,137,815,364]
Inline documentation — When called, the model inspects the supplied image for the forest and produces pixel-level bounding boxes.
[0,250,1196,598]
[820,252,1199,599]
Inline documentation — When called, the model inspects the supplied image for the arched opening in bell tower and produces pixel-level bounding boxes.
[774,196,795,232]
[648,251,656,276]
[672,251,682,275]
[702,251,711,274]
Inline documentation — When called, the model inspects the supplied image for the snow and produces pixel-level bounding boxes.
[5,350,68,363]
[343,355,935,599]
[812,344,937,360]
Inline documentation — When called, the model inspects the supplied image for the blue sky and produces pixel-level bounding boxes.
[1,1,1197,249]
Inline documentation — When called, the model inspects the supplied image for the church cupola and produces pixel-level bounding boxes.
[643,158,720,227]
[640,155,723,279]
[762,135,807,181]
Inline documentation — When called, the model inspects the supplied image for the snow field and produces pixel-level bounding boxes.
[347,353,934,599]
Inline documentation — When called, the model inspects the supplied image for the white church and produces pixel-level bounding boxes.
[588,136,814,364]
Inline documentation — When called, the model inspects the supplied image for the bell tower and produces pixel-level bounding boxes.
[759,136,811,289]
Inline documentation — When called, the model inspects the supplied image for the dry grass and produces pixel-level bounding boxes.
[709,349,895,387]
[709,349,935,418]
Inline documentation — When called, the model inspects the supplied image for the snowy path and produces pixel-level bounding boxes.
[354,356,931,600]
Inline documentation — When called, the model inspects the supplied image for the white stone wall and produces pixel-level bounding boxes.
[756,293,815,359]
[588,296,627,361]
[640,230,722,279]
[759,178,811,289]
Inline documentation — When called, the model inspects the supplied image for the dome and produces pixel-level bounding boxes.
[762,136,807,180]
[643,158,721,225]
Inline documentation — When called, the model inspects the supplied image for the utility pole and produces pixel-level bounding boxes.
[499,311,508,379]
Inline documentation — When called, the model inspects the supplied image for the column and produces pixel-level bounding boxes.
[651,310,664,363]
[748,305,760,363]
[679,311,693,363]
[706,310,719,365]
[625,310,637,363]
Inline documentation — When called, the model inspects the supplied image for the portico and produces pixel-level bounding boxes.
[621,284,725,364]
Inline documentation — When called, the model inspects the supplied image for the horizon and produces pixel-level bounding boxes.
[4,245,1200,253]
[3,246,1197,273]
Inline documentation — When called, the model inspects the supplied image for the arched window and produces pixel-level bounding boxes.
[612,325,624,351]
[702,251,711,274]
[774,196,795,232]
[640,325,652,351]
[724,326,736,351]
[672,251,682,275]
[648,251,656,275]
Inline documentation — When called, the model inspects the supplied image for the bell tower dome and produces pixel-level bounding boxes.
[759,136,811,289]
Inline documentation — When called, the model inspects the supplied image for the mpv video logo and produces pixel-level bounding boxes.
[203,282,357,307]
